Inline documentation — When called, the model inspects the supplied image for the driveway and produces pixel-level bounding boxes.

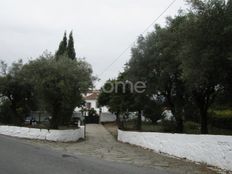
[27,124,217,174]
[0,135,167,174]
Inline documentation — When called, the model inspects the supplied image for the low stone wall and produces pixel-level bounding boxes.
[118,129,232,171]
[0,125,85,142]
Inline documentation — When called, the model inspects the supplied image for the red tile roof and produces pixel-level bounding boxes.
[84,91,99,100]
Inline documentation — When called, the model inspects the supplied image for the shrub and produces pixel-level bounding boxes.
[184,121,200,134]
[209,110,232,130]
[161,120,176,133]
[0,100,15,124]
[185,121,199,130]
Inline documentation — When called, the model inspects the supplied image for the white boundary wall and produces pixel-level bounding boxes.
[118,129,232,171]
[0,125,85,142]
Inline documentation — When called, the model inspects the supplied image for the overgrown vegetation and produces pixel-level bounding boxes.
[98,0,232,134]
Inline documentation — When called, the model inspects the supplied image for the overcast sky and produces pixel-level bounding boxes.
[0,0,187,88]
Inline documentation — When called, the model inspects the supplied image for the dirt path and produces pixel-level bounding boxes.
[28,124,218,174]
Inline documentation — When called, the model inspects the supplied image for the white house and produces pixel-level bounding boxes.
[74,90,116,123]
[75,90,108,114]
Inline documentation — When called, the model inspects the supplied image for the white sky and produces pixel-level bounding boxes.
[0,0,187,88]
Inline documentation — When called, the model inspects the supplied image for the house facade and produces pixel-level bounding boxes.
[75,90,108,115]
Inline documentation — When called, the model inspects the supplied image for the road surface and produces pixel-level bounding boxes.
[0,135,170,174]
[28,124,216,174]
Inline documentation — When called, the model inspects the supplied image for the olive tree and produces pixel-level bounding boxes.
[22,55,93,129]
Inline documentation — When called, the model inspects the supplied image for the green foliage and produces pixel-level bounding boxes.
[0,100,15,124]
[0,60,36,125]
[56,31,76,60]
[97,79,115,109]
[55,32,67,58]
[88,108,98,117]
[161,120,176,133]
[143,101,162,123]
[184,121,200,131]
[0,32,92,128]
[98,75,144,129]
[67,32,76,60]
[209,109,232,130]
[123,16,187,132]
[179,0,231,133]
[100,0,232,134]
[21,54,93,129]
[98,76,136,114]
[213,109,232,117]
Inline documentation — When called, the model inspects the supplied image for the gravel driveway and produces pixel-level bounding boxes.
[27,124,218,174]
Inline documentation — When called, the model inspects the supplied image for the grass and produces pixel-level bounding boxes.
[121,108,232,135]
[183,120,232,135]
[212,109,232,117]
[121,121,164,132]
[142,123,163,132]
[121,120,232,135]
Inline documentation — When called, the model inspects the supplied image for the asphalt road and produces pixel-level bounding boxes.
[0,135,172,174]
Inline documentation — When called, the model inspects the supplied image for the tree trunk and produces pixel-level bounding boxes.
[116,112,120,126]
[175,109,184,133]
[137,110,142,131]
[176,115,183,133]
[200,107,208,134]
[170,103,184,133]
[193,89,212,134]
[166,90,184,133]
[10,102,22,126]
[50,108,59,129]
[50,116,59,129]
[62,109,73,126]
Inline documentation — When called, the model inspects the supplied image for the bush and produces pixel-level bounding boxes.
[0,101,15,124]
[184,121,200,134]
[88,108,98,117]
[185,121,199,130]
[161,120,176,133]
[209,110,232,130]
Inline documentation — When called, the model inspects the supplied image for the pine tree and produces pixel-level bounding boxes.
[55,32,67,58]
[67,31,76,60]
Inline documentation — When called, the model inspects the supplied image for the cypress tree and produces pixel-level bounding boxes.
[55,32,67,58]
[67,31,76,60]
